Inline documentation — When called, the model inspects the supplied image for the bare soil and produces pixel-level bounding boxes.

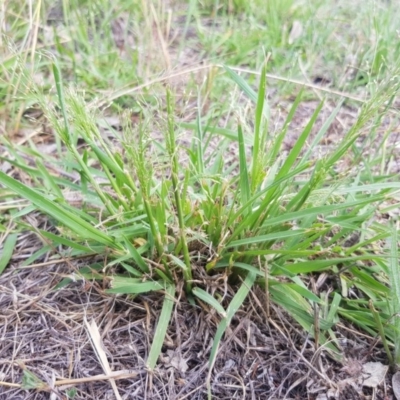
[0,235,393,399]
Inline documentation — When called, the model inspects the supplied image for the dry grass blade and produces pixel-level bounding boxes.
[84,319,122,400]
[56,371,139,386]
[0,371,139,389]
[94,63,366,109]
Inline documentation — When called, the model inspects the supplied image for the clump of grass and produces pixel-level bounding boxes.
[2,57,400,396]
[3,3,400,399]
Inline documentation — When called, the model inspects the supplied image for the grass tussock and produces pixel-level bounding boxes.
[1,0,400,398]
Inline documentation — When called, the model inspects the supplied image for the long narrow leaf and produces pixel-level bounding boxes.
[207,271,256,398]
[0,171,115,247]
[251,63,267,191]
[227,229,306,248]
[262,195,384,229]
[193,287,226,317]
[106,277,164,294]
[388,221,400,366]
[147,284,175,370]
[39,230,93,252]
[123,236,149,273]
[287,255,382,274]
[277,101,324,179]
[0,233,18,274]
[224,65,258,103]
[301,100,343,163]
[238,124,250,207]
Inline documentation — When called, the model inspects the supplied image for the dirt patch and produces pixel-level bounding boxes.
[0,233,394,399]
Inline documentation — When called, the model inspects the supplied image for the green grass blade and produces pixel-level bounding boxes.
[0,171,115,247]
[36,160,64,198]
[369,300,394,365]
[326,292,342,324]
[166,90,192,291]
[388,221,400,366]
[269,89,303,163]
[52,60,74,150]
[88,143,129,188]
[22,245,52,267]
[301,100,343,163]
[147,284,175,370]
[0,232,18,274]
[269,285,314,327]
[106,277,165,294]
[284,282,322,304]
[207,271,256,398]
[21,368,48,390]
[168,254,189,275]
[39,230,93,253]
[228,162,311,241]
[214,261,263,276]
[276,101,324,179]
[119,262,143,277]
[54,263,105,290]
[123,236,150,273]
[286,256,382,274]
[224,65,257,103]
[251,64,267,191]
[349,267,389,295]
[227,229,306,248]
[238,123,250,207]
[193,287,227,318]
[262,196,384,229]
[335,182,400,193]
[195,96,205,175]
